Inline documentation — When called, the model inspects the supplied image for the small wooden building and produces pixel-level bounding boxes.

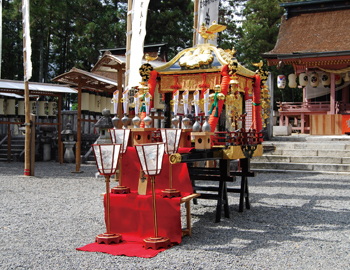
[262,0,350,135]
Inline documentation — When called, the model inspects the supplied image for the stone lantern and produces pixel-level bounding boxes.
[40,125,56,161]
[61,122,76,163]
[94,108,114,144]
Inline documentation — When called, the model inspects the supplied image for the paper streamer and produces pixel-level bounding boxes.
[123,89,129,114]
[182,90,189,115]
[112,90,119,114]
[173,90,179,116]
[134,92,140,115]
[145,92,151,115]
[203,88,209,116]
[193,90,199,117]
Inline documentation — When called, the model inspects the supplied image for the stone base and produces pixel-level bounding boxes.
[273,126,292,136]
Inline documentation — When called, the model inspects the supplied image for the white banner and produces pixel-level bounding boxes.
[122,89,128,114]
[197,0,220,46]
[22,0,32,81]
[128,0,150,89]
[112,90,119,114]
[203,88,210,116]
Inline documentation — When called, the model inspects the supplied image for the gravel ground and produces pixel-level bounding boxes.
[1,161,349,269]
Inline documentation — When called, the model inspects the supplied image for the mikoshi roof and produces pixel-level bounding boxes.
[51,67,119,92]
[153,44,255,93]
[263,9,350,58]
[0,79,77,96]
[154,43,255,78]
[92,51,166,74]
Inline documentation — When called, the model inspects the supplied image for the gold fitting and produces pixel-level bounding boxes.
[169,153,182,164]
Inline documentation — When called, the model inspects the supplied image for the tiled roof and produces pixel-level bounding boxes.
[266,9,350,55]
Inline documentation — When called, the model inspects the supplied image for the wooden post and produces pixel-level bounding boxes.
[75,79,82,172]
[58,94,63,164]
[7,117,11,163]
[193,0,199,46]
[125,0,132,91]
[117,65,123,129]
[30,114,35,176]
[331,73,336,115]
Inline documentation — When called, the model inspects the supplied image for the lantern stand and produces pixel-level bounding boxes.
[135,143,171,250]
[160,128,181,198]
[92,144,123,245]
[109,128,131,194]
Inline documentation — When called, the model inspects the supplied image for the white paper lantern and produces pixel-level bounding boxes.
[89,92,95,113]
[288,74,297,88]
[0,96,5,115]
[277,75,286,89]
[310,72,319,88]
[48,99,57,117]
[18,100,25,116]
[299,72,308,86]
[38,98,47,117]
[29,100,37,115]
[6,98,16,116]
[81,90,89,112]
[321,72,331,86]
[335,74,342,85]
[100,93,107,112]
[95,93,101,113]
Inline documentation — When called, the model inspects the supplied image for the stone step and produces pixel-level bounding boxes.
[252,155,343,164]
[0,144,25,150]
[251,162,350,173]
[263,141,350,151]
[268,149,350,157]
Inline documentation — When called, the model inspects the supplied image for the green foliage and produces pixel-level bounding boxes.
[145,0,193,59]
[219,0,302,103]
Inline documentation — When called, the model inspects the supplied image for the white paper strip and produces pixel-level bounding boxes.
[145,92,151,115]
[134,92,140,114]
[123,89,128,114]
[193,90,199,117]
[203,88,210,116]
[173,90,179,116]
[182,90,189,115]
[112,90,119,114]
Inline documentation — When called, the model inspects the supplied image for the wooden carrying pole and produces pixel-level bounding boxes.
[75,78,82,172]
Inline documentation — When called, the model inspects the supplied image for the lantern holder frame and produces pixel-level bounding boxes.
[160,128,182,198]
[92,144,123,245]
[135,143,171,250]
[109,128,131,194]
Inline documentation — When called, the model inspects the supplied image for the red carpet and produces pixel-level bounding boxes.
[77,147,193,257]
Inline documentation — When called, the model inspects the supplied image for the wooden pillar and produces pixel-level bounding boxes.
[279,113,284,126]
[7,118,11,163]
[76,79,82,172]
[193,0,199,46]
[301,113,305,134]
[117,65,123,129]
[30,114,35,176]
[58,94,63,164]
[125,0,132,90]
[331,73,336,114]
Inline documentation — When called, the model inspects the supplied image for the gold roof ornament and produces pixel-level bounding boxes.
[145,53,158,63]
[194,21,227,44]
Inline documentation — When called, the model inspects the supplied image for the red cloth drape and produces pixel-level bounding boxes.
[77,147,193,257]
[253,74,262,132]
[121,147,193,193]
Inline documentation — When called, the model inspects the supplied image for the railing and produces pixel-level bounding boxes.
[277,101,330,112]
